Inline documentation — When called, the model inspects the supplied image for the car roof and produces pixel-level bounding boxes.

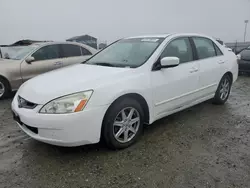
[124,33,215,40]
[125,34,171,39]
[32,41,84,46]
[30,41,97,51]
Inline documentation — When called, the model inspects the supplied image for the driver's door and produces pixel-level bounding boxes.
[21,44,62,82]
[151,37,200,119]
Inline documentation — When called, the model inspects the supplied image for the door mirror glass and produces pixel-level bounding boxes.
[25,56,35,64]
[160,57,180,68]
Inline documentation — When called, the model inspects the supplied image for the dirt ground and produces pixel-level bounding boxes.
[0,76,250,188]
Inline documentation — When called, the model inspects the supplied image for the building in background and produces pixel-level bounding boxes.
[98,42,107,50]
[66,35,97,49]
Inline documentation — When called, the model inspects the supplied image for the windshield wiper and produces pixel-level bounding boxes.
[93,62,115,67]
[86,62,133,68]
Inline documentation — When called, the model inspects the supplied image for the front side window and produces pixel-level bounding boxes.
[85,38,164,68]
[161,37,193,63]
[193,37,216,59]
[32,45,60,61]
[61,44,81,57]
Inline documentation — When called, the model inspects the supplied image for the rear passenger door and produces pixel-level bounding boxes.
[60,44,92,67]
[192,37,224,97]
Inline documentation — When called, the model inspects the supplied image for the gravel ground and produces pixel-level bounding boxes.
[0,76,250,188]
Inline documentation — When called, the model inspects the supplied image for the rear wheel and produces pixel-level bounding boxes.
[0,78,10,100]
[213,74,232,105]
[102,98,144,149]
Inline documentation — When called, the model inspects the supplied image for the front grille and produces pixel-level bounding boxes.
[18,96,37,109]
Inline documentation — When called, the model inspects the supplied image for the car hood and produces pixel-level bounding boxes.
[18,64,132,104]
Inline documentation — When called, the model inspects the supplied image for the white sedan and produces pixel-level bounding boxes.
[12,33,238,149]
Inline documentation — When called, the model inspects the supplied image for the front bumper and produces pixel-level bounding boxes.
[11,95,108,147]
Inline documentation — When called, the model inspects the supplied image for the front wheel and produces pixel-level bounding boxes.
[102,98,144,149]
[213,74,232,105]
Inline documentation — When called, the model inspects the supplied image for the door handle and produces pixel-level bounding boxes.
[218,60,225,64]
[54,61,63,66]
[189,67,198,73]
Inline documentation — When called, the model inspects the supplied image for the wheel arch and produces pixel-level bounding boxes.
[224,71,233,84]
[101,93,150,130]
[0,75,11,90]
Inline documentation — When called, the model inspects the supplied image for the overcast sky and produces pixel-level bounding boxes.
[0,0,250,44]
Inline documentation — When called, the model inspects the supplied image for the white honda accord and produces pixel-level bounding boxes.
[12,33,238,149]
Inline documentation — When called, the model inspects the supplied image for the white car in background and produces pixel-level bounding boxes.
[12,33,238,149]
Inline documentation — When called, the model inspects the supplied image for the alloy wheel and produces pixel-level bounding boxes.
[113,107,140,143]
[219,78,230,100]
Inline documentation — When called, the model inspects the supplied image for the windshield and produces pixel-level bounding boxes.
[85,38,164,68]
[11,45,38,60]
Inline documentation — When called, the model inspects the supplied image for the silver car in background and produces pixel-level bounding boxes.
[0,42,96,99]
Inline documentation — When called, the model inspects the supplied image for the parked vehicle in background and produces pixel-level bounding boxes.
[0,46,26,59]
[238,46,250,74]
[226,42,250,54]
[0,42,96,99]
[12,33,238,149]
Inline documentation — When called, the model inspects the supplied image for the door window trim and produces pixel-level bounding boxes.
[152,36,195,71]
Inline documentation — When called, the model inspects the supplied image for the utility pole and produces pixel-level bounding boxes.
[244,20,249,42]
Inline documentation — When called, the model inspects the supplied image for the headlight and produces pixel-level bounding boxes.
[39,90,93,114]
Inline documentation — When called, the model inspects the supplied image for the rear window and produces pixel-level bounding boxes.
[81,47,92,55]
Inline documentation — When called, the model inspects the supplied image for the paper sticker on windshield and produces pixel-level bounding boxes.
[141,38,159,42]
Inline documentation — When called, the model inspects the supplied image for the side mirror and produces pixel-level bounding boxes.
[160,57,180,68]
[25,56,35,64]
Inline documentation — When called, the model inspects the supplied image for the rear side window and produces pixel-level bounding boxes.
[81,47,92,55]
[61,44,81,57]
[161,37,193,63]
[32,45,60,61]
[193,37,216,59]
[214,44,223,56]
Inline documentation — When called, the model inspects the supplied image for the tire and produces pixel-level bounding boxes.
[0,78,10,100]
[102,97,144,149]
[213,74,232,105]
